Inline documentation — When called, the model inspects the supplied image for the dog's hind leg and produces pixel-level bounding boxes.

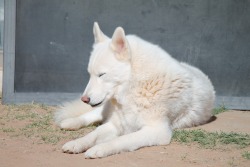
[59,106,103,130]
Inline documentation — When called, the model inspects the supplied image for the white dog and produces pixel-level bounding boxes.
[54,22,215,158]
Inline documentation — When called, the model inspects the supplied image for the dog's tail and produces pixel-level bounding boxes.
[54,98,93,126]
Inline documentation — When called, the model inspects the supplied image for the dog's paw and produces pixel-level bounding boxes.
[60,118,82,130]
[62,140,85,154]
[85,144,114,159]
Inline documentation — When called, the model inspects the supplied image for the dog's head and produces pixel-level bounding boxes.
[81,22,131,107]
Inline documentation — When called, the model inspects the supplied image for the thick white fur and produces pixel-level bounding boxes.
[54,22,215,158]
[54,99,95,130]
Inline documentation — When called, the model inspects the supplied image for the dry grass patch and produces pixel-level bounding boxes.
[0,103,95,144]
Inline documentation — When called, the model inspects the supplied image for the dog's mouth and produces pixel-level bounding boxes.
[90,101,103,107]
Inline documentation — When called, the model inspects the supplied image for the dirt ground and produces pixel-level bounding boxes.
[0,103,249,167]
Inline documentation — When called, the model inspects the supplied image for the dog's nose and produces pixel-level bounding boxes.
[81,96,90,104]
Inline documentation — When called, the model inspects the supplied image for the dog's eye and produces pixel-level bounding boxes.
[98,73,106,78]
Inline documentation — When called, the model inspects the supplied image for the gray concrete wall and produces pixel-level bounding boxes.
[0,0,3,49]
[3,0,250,109]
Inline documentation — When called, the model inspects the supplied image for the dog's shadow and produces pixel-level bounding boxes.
[206,115,217,124]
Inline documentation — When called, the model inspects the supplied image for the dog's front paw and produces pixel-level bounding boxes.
[62,140,85,154]
[85,144,115,159]
[60,118,82,130]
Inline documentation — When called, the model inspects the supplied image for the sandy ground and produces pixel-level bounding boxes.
[0,134,248,167]
[0,104,249,167]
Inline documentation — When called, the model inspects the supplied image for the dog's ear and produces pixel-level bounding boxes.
[110,27,130,61]
[93,22,108,43]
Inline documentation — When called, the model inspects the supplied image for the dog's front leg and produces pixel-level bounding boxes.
[85,122,172,158]
[62,122,118,154]
[60,106,103,130]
